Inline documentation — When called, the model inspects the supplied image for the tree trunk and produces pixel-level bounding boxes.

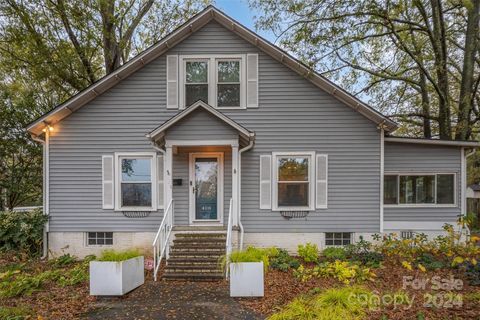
[99,0,121,74]
[430,0,452,139]
[419,67,432,138]
[455,0,480,141]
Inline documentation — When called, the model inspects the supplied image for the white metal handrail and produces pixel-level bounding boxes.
[152,199,174,281]
[225,198,234,279]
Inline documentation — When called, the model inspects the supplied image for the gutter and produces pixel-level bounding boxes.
[238,135,255,250]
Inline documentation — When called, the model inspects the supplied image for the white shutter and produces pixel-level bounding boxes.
[157,155,164,209]
[259,155,272,209]
[102,155,114,209]
[316,154,328,209]
[246,53,258,108]
[166,55,178,109]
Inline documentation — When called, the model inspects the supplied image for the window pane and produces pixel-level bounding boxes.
[88,238,96,245]
[384,175,398,204]
[186,61,208,83]
[278,157,309,181]
[121,183,152,207]
[218,61,240,82]
[278,183,309,207]
[105,238,113,245]
[217,84,240,107]
[122,159,151,181]
[399,175,435,204]
[437,174,454,204]
[186,84,208,106]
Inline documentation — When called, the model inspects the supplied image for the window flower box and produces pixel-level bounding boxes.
[229,262,264,297]
[89,256,144,296]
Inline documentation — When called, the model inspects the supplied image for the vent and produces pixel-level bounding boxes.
[401,231,415,239]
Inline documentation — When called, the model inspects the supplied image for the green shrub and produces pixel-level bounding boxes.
[463,261,480,286]
[415,253,445,270]
[221,246,278,272]
[298,243,319,263]
[0,209,47,255]
[0,306,32,320]
[270,249,300,272]
[269,286,372,320]
[345,237,383,268]
[322,247,347,261]
[97,249,141,262]
[294,261,376,284]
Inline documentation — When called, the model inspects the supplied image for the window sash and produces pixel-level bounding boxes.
[273,152,314,210]
[384,173,456,206]
[119,157,152,184]
[184,59,209,84]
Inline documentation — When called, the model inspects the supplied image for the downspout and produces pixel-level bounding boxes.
[238,134,255,250]
[32,133,49,259]
[380,128,385,233]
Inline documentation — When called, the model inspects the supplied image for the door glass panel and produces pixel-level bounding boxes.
[195,158,218,220]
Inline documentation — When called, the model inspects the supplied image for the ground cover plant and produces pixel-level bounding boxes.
[238,223,480,319]
[0,252,95,319]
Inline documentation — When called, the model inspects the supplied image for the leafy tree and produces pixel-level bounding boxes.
[250,0,480,140]
[0,84,43,210]
[0,0,210,208]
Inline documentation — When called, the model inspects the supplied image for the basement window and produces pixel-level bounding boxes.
[87,232,113,246]
[325,232,352,246]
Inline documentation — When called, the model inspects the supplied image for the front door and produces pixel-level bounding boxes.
[189,152,223,225]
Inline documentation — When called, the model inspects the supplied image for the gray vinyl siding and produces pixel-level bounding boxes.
[48,21,381,232]
[165,109,238,141]
[384,142,461,222]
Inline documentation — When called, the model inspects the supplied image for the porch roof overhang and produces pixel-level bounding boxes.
[145,100,255,148]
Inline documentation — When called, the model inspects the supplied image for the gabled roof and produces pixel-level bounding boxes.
[146,100,255,141]
[27,5,398,136]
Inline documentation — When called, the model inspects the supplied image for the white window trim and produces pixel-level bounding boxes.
[383,172,457,208]
[178,54,246,109]
[272,151,315,211]
[114,152,157,211]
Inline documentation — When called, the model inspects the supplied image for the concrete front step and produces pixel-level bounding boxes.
[162,232,226,281]
[175,232,226,238]
[163,272,224,281]
[165,268,222,274]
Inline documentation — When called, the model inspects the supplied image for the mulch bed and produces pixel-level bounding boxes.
[237,261,480,319]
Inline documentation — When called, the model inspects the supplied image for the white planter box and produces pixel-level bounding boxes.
[229,262,264,297]
[89,256,144,296]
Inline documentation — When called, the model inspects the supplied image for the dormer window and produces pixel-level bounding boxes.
[179,55,246,109]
